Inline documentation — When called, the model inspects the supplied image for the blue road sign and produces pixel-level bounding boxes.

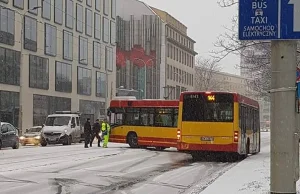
[239,0,300,40]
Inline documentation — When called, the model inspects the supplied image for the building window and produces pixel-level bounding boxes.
[0,7,15,46]
[95,0,101,11]
[77,67,92,95]
[96,71,106,98]
[0,47,20,86]
[79,100,106,123]
[33,94,71,126]
[55,61,72,93]
[86,0,92,6]
[24,16,37,52]
[54,0,63,24]
[42,0,51,20]
[29,55,49,90]
[94,13,101,40]
[93,41,101,68]
[0,91,19,128]
[105,46,113,71]
[85,8,92,36]
[28,0,38,15]
[79,36,88,64]
[45,23,57,56]
[65,0,74,29]
[110,21,116,45]
[63,30,73,60]
[76,3,83,33]
[103,17,109,43]
[103,0,109,15]
[111,0,116,19]
[13,0,24,9]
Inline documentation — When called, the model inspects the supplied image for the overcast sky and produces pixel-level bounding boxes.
[141,0,240,74]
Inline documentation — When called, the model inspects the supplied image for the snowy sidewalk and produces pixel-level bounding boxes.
[199,132,300,194]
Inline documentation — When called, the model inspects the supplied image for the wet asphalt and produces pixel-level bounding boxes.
[0,133,270,194]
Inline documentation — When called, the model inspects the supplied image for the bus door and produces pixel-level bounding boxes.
[240,105,247,153]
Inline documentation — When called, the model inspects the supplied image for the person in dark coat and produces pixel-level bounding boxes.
[84,118,92,148]
[90,119,101,147]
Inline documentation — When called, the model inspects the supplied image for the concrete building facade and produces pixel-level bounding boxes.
[151,7,197,99]
[116,0,162,99]
[0,0,116,131]
[194,67,253,97]
[116,0,196,99]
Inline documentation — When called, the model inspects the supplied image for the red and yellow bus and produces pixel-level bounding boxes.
[107,98,179,150]
[177,91,260,160]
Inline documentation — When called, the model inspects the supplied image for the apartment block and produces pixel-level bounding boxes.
[151,7,197,99]
[0,0,116,130]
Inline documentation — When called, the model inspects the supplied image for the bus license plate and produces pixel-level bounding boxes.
[201,136,214,141]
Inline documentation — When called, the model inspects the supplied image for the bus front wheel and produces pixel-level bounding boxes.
[127,132,139,148]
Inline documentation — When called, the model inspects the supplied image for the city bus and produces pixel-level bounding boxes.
[107,97,179,150]
[177,91,260,160]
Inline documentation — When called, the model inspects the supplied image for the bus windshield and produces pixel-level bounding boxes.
[182,93,234,122]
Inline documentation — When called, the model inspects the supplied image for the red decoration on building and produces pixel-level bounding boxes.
[116,45,156,68]
[116,48,126,67]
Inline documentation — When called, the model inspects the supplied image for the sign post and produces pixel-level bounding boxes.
[239,0,300,193]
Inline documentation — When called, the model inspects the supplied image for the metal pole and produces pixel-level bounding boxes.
[144,62,146,99]
[270,40,298,193]
[105,71,108,109]
[18,14,24,135]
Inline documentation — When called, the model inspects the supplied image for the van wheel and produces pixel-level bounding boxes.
[12,142,19,149]
[127,132,138,148]
[41,142,47,147]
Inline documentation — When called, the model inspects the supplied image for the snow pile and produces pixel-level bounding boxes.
[199,132,300,194]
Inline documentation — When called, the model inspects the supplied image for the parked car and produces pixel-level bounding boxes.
[19,126,42,146]
[0,122,19,149]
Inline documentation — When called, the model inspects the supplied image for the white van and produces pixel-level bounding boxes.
[40,111,82,146]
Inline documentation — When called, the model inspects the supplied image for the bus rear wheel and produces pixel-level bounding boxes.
[127,132,139,148]
[191,152,202,161]
[155,147,166,151]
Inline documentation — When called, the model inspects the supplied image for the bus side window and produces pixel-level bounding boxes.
[239,105,242,129]
[140,108,149,126]
[125,108,140,125]
[155,108,173,127]
[115,113,123,125]
[173,109,178,127]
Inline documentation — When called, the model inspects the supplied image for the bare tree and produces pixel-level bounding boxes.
[194,57,222,91]
[212,0,272,97]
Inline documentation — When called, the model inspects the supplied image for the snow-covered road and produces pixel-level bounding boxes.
[0,134,270,194]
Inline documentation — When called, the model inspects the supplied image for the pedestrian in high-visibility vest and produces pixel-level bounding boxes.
[101,119,110,148]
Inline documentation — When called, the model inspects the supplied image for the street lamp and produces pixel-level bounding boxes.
[132,58,155,99]
[163,72,188,100]
[163,85,175,100]
[4,6,42,133]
